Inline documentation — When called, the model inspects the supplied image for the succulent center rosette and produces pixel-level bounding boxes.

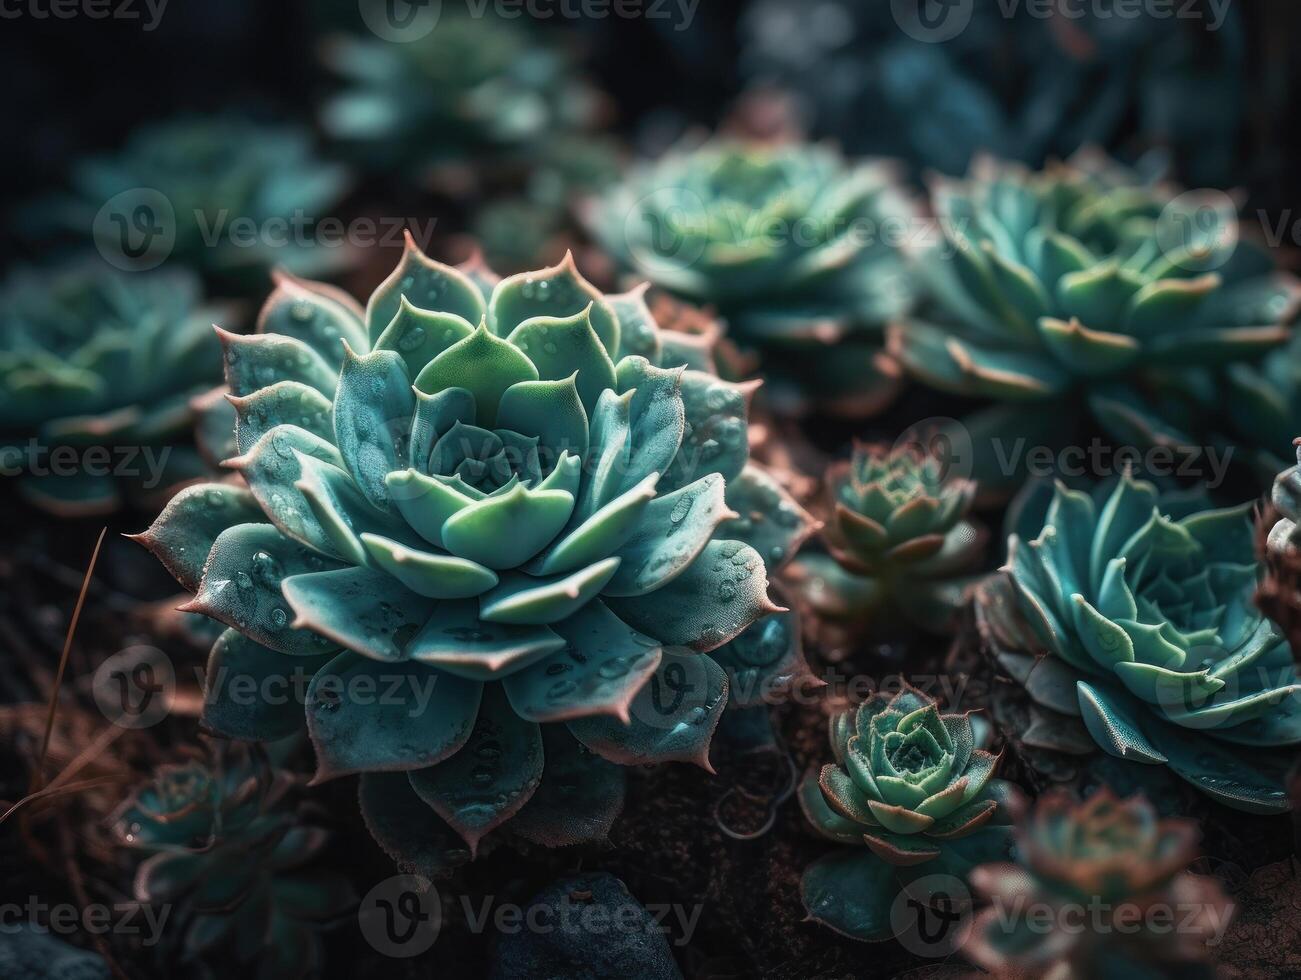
[965,790,1231,977]
[111,744,353,977]
[0,262,220,514]
[588,139,915,416]
[792,441,985,634]
[136,239,800,870]
[1002,473,1301,812]
[798,686,1021,941]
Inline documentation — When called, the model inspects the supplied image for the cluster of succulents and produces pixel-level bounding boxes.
[320,8,600,183]
[0,262,222,514]
[740,0,1249,186]
[111,742,354,978]
[588,139,915,416]
[965,789,1232,978]
[791,440,986,635]
[889,153,1296,494]
[135,238,817,870]
[798,686,1021,941]
[984,473,1301,813]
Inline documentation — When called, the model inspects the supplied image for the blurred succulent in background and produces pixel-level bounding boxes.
[790,440,985,635]
[1261,438,1301,656]
[965,789,1231,978]
[32,116,351,284]
[136,238,815,873]
[739,0,1249,187]
[0,262,222,515]
[588,139,915,417]
[983,473,1300,813]
[320,8,600,184]
[112,742,353,979]
[471,136,624,273]
[798,686,1020,941]
[889,152,1295,495]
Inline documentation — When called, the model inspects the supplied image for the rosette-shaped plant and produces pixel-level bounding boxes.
[965,789,1232,978]
[112,744,353,979]
[1261,438,1301,655]
[996,473,1301,812]
[46,115,350,281]
[791,441,985,634]
[798,686,1020,941]
[321,8,598,181]
[136,238,813,872]
[889,154,1294,490]
[588,139,915,416]
[0,262,220,514]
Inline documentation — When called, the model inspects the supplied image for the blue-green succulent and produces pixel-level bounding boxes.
[588,139,915,416]
[793,441,986,634]
[888,153,1295,494]
[0,262,221,514]
[46,116,351,282]
[997,473,1301,813]
[320,8,599,181]
[112,743,353,979]
[965,789,1230,978]
[799,686,1020,941]
[135,239,814,870]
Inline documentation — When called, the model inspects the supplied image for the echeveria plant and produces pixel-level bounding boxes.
[112,743,353,979]
[799,686,1020,941]
[321,8,599,180]
[965,789,1231,978]
[0,262,220,514]
[588,139,915,416]
[995,473,1301,812]
[888,153,1295,492]
[48,116,351,282]
[136,239,813,871]
[792,441,985,634]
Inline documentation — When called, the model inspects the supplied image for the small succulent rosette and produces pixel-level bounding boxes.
[320,7,600,182]
[588,138,916,417]
[111,744,353,978]
[790,441,986,634]
[798,686,1021,941]
[888,152,1296,495]
[1261,437,1301,655]
[985,472,1301,813]
[0,262,222,515]
[135,239,816,875]
[965,789,1232,978]
[42,115,351,283]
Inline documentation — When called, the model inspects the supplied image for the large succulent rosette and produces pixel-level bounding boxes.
[111,744,353,979]
[0,262,220,514]
[136,239,815,870]
[889,153,1295,493]
[792,441,985,634]
[798,687,1020,941]
[965,789,1231,978]
[588,139,915,416]
[994,473,1301,813]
